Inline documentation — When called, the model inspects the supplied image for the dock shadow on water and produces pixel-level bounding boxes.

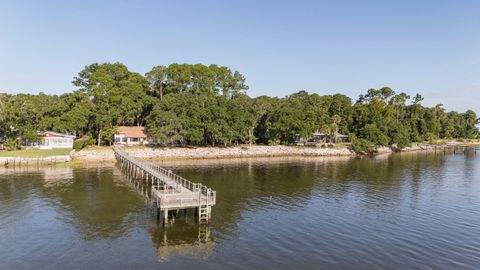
[0,151,479,269]
[150,222,215,261]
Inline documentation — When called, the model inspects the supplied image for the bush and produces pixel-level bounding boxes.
[351,137,376,153]
[73,137,96,151]
[392,133,411,149]
[425,133,438,144]
[359,124,389,146]
[5,138,21,151]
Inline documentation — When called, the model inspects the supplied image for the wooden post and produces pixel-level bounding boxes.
[113,147,215,227]
[163,209,168,227]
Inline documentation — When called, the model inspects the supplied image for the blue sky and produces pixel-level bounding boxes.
[1,0,479,113]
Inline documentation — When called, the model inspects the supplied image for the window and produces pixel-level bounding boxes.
[131,138,139,142]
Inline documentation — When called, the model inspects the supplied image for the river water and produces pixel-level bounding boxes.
[0,151,479,269]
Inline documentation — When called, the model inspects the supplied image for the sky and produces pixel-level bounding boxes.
[1,0,479,113]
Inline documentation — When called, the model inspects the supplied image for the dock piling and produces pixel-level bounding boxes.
[113,147,216,225]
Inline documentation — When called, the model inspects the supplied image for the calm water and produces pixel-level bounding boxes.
[1,152,479,269]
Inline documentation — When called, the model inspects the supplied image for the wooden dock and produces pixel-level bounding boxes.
[113,147,216,225]
[431,144,479,154]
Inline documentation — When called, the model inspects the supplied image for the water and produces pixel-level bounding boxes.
[1,151,479,269]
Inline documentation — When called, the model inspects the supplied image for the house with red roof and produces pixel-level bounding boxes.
[114,126,149,146]
[35,131,76,149]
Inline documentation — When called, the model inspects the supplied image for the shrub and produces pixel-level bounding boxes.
[73,137,96,151]
[351,137,376,153]
[425,133,438,144]
[359,124,389,146]
[5,138,21,151]
[392,132,411,149]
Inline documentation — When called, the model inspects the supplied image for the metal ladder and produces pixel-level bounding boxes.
[198,204,209,224]
[198,225,210,243]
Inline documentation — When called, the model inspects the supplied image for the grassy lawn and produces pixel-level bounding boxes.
[0,148,72,157]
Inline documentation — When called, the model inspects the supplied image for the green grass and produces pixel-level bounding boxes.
[0,148,72,157]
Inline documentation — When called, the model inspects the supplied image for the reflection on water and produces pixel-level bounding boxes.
[0,151,479,269]
[151,224,214,261]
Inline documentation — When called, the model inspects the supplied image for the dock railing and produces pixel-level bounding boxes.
[113,147,216,207]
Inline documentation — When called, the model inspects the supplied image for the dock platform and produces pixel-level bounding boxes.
[113,147,216,224]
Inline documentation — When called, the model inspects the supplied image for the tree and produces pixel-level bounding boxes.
[359,123,389,146]
[145,65,167,100]
[390,92,410,122]
[73,62,152,145]
[2,63,478,150]
[146,108,183,145]
[267,91,318,144]
[324,115,341,143]
[462,110,479,138]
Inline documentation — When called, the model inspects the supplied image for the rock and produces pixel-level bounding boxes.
[75,145,355,162]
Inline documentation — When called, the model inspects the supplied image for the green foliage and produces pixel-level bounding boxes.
[391,128,411,149]
[147,92,257,146]
[73,137,96,151]
[4,138,21,151]
[146,109,183,145]
[100,127,118,146]
[359,124,389,146]
[73,62,153,144]
[351,137,376,153]
[0,63,478,149]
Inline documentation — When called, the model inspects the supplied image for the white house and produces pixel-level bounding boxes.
[36,131,76,149]
[114,126,149,146]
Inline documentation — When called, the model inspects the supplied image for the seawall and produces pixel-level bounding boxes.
[0,155,72,168]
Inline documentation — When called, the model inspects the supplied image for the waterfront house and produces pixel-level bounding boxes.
[30,131,76,149]
[295,131,349,145]
[295,131,328,146]
[334,132,350,143]
[114,126,149,146]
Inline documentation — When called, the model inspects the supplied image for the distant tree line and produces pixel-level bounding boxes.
[0,62,478,150]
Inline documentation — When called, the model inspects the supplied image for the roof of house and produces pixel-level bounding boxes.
[40,131,76,139]
[335,132,349,138]
[115,126,148,138]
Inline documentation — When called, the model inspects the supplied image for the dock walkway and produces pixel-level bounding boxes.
[113,147,216,224]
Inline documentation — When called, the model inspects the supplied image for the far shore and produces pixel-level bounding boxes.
[73,145,355,162]
[0,141,478,168]
[73,141,479,163]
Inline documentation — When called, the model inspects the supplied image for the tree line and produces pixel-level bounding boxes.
[0,62,478,151]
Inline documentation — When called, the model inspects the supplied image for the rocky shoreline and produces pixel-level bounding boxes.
[1,142,475,167]
[73,141,479,162]
[73,145,355,162]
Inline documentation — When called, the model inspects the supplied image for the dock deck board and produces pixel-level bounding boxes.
[113,147,216,222]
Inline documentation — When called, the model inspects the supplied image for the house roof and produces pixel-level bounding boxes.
[40,131,76,139]
[116,126,147,138]
[335,132,349,138]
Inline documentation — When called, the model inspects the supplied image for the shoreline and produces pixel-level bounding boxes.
[1,142,477,168]
[73,142,479,162]
[73,145,355,162]
[0,155,72,166]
